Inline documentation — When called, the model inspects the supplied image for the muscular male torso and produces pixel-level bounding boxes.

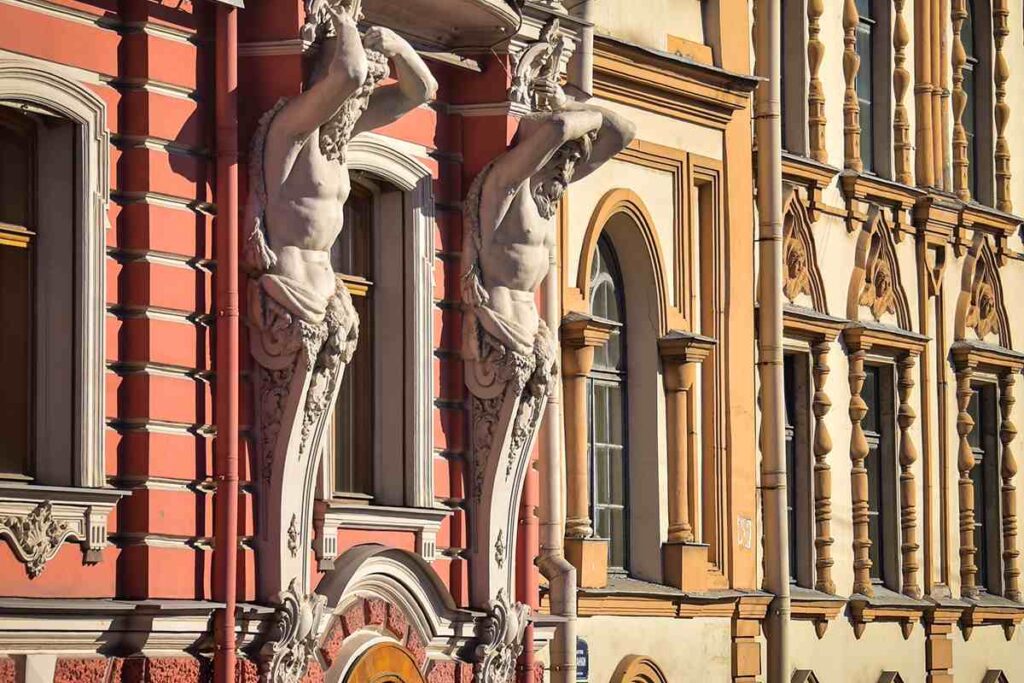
[263,128,350,302]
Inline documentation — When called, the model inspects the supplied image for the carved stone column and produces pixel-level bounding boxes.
[659,332,715,592]
[951,0,970,201]
[893,0,912,185]
[993,0,1012,213]
[999,373,1020,600]
[954,358,979,597]
[807,0,827,164]
[811,340,836,594]
[897,353,922,598]
[848,345,874,596]
[560,312,614,588]
[842,0,863,172]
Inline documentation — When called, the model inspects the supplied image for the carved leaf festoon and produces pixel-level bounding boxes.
[0,502,75,578]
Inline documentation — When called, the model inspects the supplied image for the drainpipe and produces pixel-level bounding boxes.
[537,246,577,683]
[566,0,594,96]
[518,455,538,682]
[754,0,790,680]
[213,3,240,682]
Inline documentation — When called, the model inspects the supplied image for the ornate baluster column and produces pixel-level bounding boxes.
[811,340,836,594]
[993,0,1012,213]
[1000,372,1020,600]
[951,0,971,201]
[807,0,827,163]
[848,345,874,595]
[954,360,979,597]
[897,353,922,598]
[893,0,912,184]
[843,0,862,171]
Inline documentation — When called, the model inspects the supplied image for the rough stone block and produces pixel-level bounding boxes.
[54,657,107,683]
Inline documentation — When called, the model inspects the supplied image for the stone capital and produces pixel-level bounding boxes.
[658,330,716,392]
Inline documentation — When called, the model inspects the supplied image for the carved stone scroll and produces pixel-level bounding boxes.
[993,0,1012,213]
[807,0,827,163]
[472,589,529,683]
[897,354,922,598]
[842,0,863,172]
[893,0,912,185]
[954,359,979,597]
[509,18,575,114]
[811,340,836,594]
[952,0,970,201]
[999,373,1020,600]
[260,579,328,683]
[848,346,874,596]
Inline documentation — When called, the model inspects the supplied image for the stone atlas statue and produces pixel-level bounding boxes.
[462,73,635,679]
[243,0,436,679]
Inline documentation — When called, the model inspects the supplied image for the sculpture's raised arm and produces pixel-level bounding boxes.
[270,5,368,143]
[564,98,637,181]
[353,27,438,135]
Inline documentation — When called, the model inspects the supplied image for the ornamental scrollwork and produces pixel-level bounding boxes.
[473,589,530,683]
[0,502,76,578]
[262,579,327,683]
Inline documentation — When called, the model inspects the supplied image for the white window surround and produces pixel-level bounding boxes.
[314,132,447,567]
[0,58,125,576]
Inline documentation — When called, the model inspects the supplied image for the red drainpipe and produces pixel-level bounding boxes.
[518,458,539,682]
[213,2,239,682]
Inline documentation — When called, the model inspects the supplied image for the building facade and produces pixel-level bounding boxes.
[0,0,1021,681]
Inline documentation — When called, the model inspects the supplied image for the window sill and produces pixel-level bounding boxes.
[559,574,772,619]
[839,169,926,234]
[961,593,1024,641]
[0,482,127,578]
[781,151,841,222]
[790,585,846,638]
[848,587,930,640]
[313,500,451,569]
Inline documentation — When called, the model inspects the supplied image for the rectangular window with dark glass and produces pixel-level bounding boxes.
[783,353,812,586]
[969,381,1002,594]
[854,0,892,177]
[862,364,897,588]
[961,0,995,204]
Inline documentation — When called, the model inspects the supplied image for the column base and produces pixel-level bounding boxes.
[662,541,710,591]
[565,537,609,589]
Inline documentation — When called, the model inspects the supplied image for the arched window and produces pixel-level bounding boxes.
[588,234,629,572]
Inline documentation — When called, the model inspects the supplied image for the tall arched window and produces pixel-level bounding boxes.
[588,234,629,572]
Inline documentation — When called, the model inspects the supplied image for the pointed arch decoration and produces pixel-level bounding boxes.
[782,191,829,313]
[954,234,1011,347]
[611,655,669,683]
[847,207,912,330]
[576,189,670,336]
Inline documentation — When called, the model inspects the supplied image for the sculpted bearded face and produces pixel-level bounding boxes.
[533,136,592,219]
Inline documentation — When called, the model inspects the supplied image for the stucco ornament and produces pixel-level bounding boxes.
[967,276,1000,340]
[262,579,328,683]
[859,235,897,321]
[509,18,575,112]
[244,0,438,636]
[461,58,634,638]
[472,589,530,683]
[0,502,74,578]
[782,224,812,303]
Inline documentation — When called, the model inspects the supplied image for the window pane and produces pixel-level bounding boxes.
[861,366,879,434]
[609,507,626,569]
[856,22,875,172]
[0,110,34,228]
[0,242,31,476]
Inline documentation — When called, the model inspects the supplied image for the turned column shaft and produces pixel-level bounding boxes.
[811,340,836,594]
[1000,373,1020,600]
[563,346,596,539]
[897,354,922,598]
[849,347,873,596]
[664,361,695,543]
[955,363,978,597]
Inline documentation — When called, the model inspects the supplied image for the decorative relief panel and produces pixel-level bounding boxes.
[782,193,827,313]
[847,208,912,330]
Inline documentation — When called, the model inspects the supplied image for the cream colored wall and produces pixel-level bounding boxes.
[591,0,705,52]
[791,620,927,683]
[952,625,1024,681]
[576,616,732,682]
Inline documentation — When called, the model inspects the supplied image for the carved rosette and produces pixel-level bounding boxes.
[261,579,328,683]
[952,0,970,200]
[955,360,979,597]
[811,341,836,594]
[999,374,1020,600]
[893,0,912,185]
[472,589,530,683]
[897,354,921,598]
[0,502,75,578]
[993,0,1012,213]
[807,0,827,163]
[842,0,862,171]
[848,347,874,596]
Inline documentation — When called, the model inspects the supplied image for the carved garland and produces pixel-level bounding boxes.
[893,0,912,185]
[807,0,827,163]
[993,0,1012,213]
[842,0,862,171]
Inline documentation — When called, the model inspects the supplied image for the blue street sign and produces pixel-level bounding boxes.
[576,637,589,681]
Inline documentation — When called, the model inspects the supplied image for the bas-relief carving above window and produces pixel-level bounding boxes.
[847,207,912,331]
[955,235,1011,348]
[782,192,828,314]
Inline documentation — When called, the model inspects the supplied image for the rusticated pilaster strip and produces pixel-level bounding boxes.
[893,0,912,184]
[812,340,836,594]
[849,348,873,595]
[897,354,922,598]
[807,0,827,163]
[993,0,1012,213]
[843,0,863,171]
[1000,373,1020,600]
[955,362,979,597]
[951,0,971,201]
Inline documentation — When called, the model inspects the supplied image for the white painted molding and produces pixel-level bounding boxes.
[314,503,450,569]
[0,58,110,490]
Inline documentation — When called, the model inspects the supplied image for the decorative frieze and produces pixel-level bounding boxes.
[842,0,862,171]
[893,0,912,185]
[993,0,1012,213]
[807,0,827,163]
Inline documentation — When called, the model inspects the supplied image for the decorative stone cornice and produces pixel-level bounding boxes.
[781,153,841,223]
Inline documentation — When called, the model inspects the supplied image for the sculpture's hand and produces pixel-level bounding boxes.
[363,26,411,59]
[533,79,567,112]
[323,2,357,36]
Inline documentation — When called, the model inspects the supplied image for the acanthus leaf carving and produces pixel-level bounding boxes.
[261,578,327,683]
[509,18,576,113]
[0,501,75,578]
[472,589,530,683]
